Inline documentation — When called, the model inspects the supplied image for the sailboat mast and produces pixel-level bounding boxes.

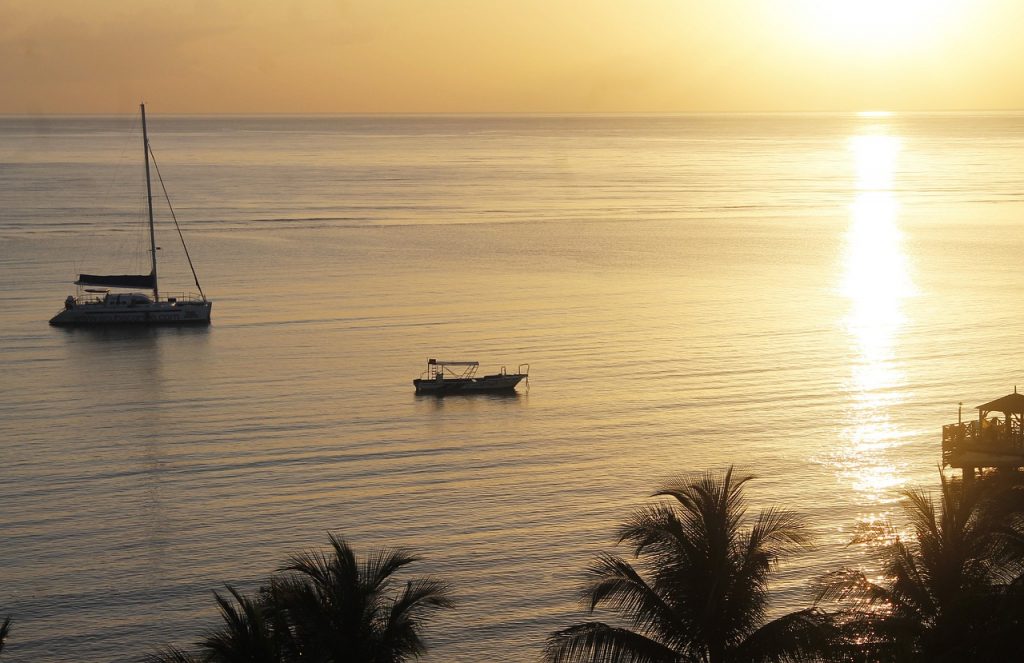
[140,102,159,300]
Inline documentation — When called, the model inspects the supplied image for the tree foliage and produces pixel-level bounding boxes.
[817,473,1024,661]
[149,534,453,663]
[546,466,835,663]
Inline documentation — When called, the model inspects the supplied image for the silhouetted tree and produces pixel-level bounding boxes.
[200,585,283,662]
[149,534,453,663]
[145,585,278,663]
[545,466,835,663]
[269,534,453,661]
[817,473,1024,660]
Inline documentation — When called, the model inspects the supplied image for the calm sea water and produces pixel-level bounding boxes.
[3,112,1024,661]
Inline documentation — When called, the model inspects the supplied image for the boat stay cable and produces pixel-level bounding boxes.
[148,146,207,302]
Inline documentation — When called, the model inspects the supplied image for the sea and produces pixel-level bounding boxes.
[2,112,1024,661]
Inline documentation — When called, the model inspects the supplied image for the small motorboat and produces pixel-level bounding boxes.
[413,359,529,395]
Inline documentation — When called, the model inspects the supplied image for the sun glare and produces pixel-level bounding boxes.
[843,133,914,377]
[835,129,914,507]
[792,0,965,52]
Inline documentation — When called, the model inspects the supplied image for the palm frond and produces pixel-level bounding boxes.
[391,577,455,617]
[281,546,335,586]
[381,578,454,660]
[746,507,812,556]
[732,608,837,663]
[142,646,202,663]
[617,504,691,557]
[200,584,280,663]
[828,610,920,662]
[728,507,813,635]
[581,553,686,646]
[268,535,453,662]
[994,513,1024,581]
[267,574,337,656]
[882,539,934,620]
[654,467,754,552]
[814,568,894,607]
[544,622,679,663]
[900,487,940,546]
[362,545,420,595]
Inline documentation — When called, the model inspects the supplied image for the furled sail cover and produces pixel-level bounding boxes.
[76,270,156,290]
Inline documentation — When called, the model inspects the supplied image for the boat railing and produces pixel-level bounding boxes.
[160,291,208,304]
[74,290,206,302]
[421,360,529,380]
[942,418,1024,466]
[486,364,530,377]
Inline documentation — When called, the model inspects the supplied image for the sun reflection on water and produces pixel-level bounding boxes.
[836,130,915,509]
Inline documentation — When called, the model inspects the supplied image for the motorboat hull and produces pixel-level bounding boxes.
[413,374,525,395]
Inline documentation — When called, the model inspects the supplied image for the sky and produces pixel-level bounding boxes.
[2,0,1023,114]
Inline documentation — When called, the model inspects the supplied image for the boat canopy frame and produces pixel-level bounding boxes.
[424,359,480,380]
[420,358,529,381]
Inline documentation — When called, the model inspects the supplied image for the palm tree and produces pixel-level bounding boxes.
[203,584,284,663]
[816,472,1023,660]
[269,533,454,662]
[145,585,280,663]
[150,534,453,663]
[545,466,834,663]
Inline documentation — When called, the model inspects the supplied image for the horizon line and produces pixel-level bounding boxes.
[3,108,1024,118]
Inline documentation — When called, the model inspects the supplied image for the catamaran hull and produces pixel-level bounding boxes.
[49,302,213,327]
[413,375,525,395]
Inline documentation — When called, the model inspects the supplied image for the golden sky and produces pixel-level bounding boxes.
[2,0,1022,114]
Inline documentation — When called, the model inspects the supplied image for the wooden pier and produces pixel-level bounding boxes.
[942,390,1024,481]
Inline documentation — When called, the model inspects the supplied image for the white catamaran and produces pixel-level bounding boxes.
[50,103,212,327]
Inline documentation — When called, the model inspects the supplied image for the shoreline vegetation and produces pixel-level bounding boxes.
[4,467,1024,662]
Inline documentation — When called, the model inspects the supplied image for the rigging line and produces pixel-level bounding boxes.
[148,146,207,302]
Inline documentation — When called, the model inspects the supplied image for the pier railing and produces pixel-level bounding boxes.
[942,419,1024,466]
